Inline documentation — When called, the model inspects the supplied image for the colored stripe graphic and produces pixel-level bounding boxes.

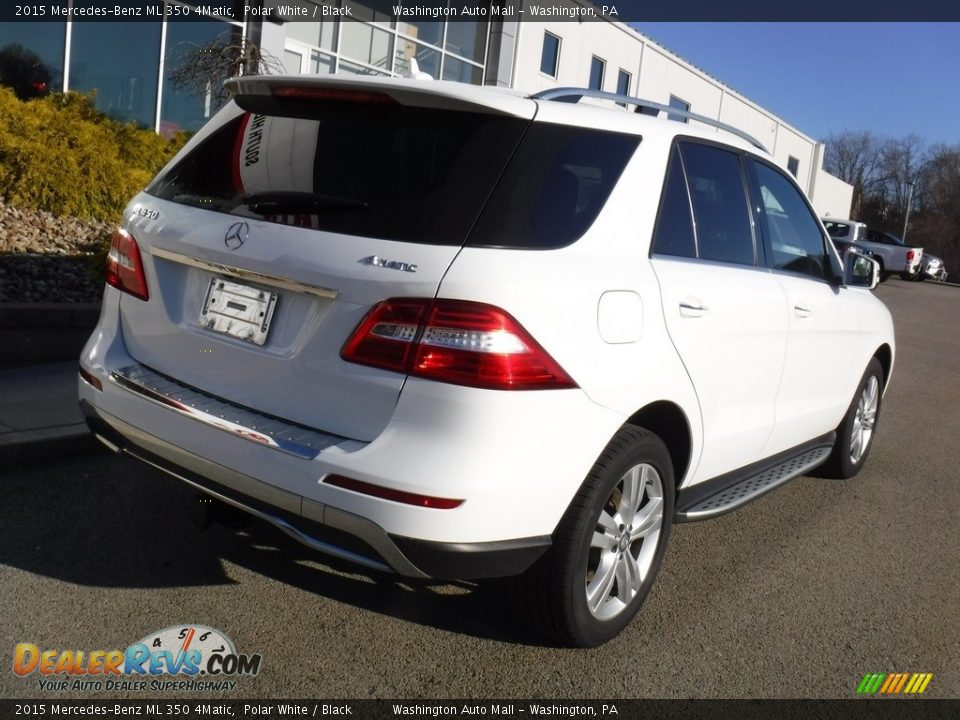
[857,672,932,695]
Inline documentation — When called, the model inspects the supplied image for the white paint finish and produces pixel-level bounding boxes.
[811,169,855,218]
[761,274,868,457]
[651,257,790,483]
[597,291,643,344]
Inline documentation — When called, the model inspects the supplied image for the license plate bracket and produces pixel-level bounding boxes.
[200,278,278,346]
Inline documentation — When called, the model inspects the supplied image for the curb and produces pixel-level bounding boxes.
[0,423,102,466]
[0,302,101,369]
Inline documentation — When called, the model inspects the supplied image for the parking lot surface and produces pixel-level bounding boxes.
[1,279,958,699]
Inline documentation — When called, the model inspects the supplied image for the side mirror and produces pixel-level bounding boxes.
[843,250,879,290]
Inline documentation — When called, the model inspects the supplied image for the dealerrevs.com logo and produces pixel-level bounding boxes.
[12,625,262,692]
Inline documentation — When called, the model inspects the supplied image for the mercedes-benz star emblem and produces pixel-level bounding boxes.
[224,221,249,250]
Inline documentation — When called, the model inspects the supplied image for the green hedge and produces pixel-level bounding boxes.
[0,88,187,223]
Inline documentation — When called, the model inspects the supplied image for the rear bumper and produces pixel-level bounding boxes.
[82,400,550,580]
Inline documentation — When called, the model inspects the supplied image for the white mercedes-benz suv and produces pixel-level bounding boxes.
[79,75,894,647]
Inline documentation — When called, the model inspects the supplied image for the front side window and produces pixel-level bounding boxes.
[751,160,829,280]
[589,56,605,90]
[677,142,755,265]
[540,31,560,77]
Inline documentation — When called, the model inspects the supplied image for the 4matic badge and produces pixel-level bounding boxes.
[12,624,262,692]
[357,255,418,273]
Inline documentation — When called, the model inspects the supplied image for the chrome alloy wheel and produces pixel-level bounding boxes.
[585,463,664,621]
[850,375,880,464]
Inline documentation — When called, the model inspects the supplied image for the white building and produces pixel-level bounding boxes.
[267,4,853,217]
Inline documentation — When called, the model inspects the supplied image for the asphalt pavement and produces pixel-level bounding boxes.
[0,278,957,700]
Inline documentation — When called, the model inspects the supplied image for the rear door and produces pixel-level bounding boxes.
[650,141,789,484]
[118,80,535,441]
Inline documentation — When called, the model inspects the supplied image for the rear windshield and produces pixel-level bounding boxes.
[148,102,640,249]
[148,103,528,246]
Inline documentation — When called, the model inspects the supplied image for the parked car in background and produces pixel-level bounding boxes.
[823,220,923,280]
[830,237,881,266]
[920,252,948,282]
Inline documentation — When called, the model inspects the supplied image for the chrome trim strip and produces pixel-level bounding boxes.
[109,364,348,461]
[150,246,339,300]
[127,446,394,575]
[90,407,427,578]
[678,445,832,521]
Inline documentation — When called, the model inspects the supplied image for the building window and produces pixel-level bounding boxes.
[589,56,605,91]
[0,21,66,95]
[668,95,690,123]
[615,69,631,106]
[540,31,560,77]
[70,18,162,128]
[787,156,800,178]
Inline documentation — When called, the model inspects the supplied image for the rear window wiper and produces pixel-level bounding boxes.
[240,192,367,214]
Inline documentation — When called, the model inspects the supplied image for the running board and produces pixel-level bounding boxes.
[675,434,835,522]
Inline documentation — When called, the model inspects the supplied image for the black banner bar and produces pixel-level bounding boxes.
[3,0,960,22]
[2,700,960,720]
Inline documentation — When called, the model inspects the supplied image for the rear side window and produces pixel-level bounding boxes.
[678,142,755,265]
[468,123,640,249]
[147,103,529,246]
[651,146,696,258]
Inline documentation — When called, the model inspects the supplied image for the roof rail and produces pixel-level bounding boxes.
[530,87,769,154]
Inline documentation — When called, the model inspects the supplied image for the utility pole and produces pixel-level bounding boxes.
[902,181,915,242]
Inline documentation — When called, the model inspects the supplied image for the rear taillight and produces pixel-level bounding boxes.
[906,250,916,261]
[341,299,577,391]
[105,228,149,301]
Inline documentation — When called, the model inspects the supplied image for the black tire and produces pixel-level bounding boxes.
[875,260,888,282]
[510,425,675,647]
[819,358,884,479]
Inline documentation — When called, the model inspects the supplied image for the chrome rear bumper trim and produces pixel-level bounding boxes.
[85,405,427,578]
[151,246,339,300]
[110,364,348,461]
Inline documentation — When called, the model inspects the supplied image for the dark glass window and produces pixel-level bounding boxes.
[441,56,482,85]
[160,19,238,136]
[651,147,696,258]
[540,32,560,77]
[589,56,605,90]
[668,95,689,123]
[787,155,799,178]
[752,160,828,279]
[615,69,631,107]
[148,103,528,246]
[445,21,488,64]
[69,14,161,128]
[823,221,849,238]
[678,142,755,265]
[469,124,640,249]
[0,21,66,96]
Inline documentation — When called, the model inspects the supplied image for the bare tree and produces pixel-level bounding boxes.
[168,30,284,110]
[822,130,887,220]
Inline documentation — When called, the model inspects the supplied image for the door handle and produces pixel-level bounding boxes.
[794,305,812,318]
[679,302,710,318]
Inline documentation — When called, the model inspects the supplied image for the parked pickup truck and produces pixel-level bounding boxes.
[822,219,923,280]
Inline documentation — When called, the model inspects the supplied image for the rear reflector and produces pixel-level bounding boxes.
[105,228,149,301]
[79,366,102,391]
[271,87,396,104]
[324,475,463,510]
[341,298,577,391]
